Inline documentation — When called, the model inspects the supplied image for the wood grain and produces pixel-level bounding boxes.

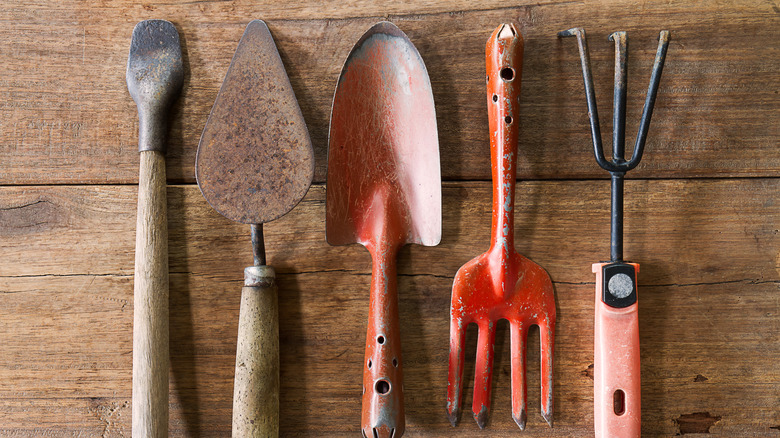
[0,1,777,184]
[0,181,777,436]
[133,150,169,438]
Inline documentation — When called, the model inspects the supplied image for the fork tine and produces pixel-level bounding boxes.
[510,321,528,430]
[447,316,467,426]
[472,321,496,429]
[539,319,555,427]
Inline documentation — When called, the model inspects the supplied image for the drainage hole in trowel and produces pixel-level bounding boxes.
[377,335,385,345]
[375,379,390,394]
[393,358,398,367]
[505,115,513,124]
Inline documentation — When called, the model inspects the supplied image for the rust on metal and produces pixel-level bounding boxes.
[447,23,556,431]
[196,20,314,226]
[327,21,441,438]
[126,19,184,153]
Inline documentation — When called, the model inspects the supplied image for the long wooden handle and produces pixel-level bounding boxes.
[233,266,279,437]
[362,244,404,438]
[592,262,641,437]
[133,150,169,438]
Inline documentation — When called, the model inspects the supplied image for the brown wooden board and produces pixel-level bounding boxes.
[1,181,777,436]
[0,1,777,184]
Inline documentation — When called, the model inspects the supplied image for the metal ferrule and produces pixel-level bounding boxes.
[244,265,275,287]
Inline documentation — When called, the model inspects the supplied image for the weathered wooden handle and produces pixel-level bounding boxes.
[233,266,279,437]
[133,150,169,438]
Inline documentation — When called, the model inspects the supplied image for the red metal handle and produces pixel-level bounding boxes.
[592,262,640,437]
[486,24,523,260]
[362,241,404,438]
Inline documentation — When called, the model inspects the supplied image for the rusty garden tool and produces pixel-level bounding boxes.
[446,24,556,431]
[327,21,441,438]
[196,20,314,437]
[126,19,183,438]
[558,27,669,437]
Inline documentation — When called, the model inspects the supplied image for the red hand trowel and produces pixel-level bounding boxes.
[327,22,441,438]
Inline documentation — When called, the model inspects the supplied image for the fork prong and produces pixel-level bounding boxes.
[510,321,528,430]
[447,316,467,426]
[539,319,555,427]
[472,322,496,429]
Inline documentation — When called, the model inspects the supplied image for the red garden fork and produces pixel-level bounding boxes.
[447,23,556,431]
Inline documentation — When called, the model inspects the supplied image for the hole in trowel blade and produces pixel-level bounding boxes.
[377,335,385,345]
[614,389,625,415]
[368,359,372,369]
[505,115,512,124]
[375,379,390,394]
[492,94,498,102]
[501,67,514,81]
[362,429,368,438]
[393,358,398,367]
[390,428,396,438]
[372,428,378,438]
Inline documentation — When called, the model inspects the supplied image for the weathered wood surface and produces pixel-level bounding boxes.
[0,181,777,436]
[0,1,777,184]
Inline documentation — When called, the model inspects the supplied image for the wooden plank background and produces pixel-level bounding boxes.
[0,0,778,436]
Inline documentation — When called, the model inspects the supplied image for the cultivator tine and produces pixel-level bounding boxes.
[510,322,528,430]
[472,323,496,429]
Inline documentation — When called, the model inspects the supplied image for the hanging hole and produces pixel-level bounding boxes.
[500,67,514,81]
[613,389,625,415]
[505,115,512,124]
[492,94,498,102]
[377,335,385,345]
[393,358,398,367]
[375,379,390,394]
[368,359,372,369]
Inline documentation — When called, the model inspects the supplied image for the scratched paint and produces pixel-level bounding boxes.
[447,24,556,432]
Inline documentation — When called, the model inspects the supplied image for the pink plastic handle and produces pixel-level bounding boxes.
[592,262,640,437]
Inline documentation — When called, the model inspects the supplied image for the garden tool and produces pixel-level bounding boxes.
[447,24,556,431]
[558,27,669,437]
[126,19,183,438]
[327,21,441,438]
[196,20,314,437]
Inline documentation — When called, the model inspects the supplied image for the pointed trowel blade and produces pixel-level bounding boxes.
[197,20,314,225]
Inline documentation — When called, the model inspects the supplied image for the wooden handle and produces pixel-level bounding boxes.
[233,267,279,437]
[592,262,641,437]
[362,243,404,438]
[133,150,169,438]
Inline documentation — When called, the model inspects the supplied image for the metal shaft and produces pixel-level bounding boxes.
[251,223,266,266]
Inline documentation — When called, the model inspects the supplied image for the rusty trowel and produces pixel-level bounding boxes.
[196,20,314,437]
[327,22,441,438]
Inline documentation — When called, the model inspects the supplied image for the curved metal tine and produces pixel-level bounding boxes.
[558,28,615,172]
[626,30,670,171]
[608,31,628,166]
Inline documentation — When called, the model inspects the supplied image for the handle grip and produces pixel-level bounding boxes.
[592,262,640,437]
[133,150,169,437]
[486,24,522,256]
[362,244,404,438]
[233,266,279,437]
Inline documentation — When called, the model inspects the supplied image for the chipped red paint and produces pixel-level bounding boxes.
[327,21,441,438]
[447,24,556,431]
